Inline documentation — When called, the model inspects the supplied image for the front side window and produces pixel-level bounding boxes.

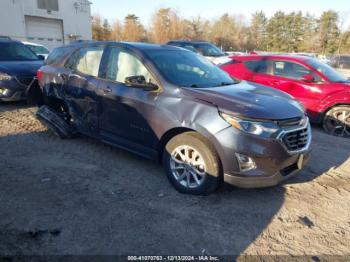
[0,43,39,61]
[66,47,104,77]
[146,50,235,88]
[106,48,151,83]
[272,60,321,82]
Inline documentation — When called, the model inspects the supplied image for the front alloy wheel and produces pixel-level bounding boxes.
[323,106,350,137]
[163,132,221,195]
[170,145,207,189]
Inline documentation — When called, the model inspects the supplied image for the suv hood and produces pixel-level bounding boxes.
[183,81,305,120]
[0,60,43,76]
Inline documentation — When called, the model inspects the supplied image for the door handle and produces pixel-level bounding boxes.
[102,87,112,93]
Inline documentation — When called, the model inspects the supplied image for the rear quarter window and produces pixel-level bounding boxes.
[45,47,73,66]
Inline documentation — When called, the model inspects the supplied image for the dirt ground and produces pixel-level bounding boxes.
[0,102,349,258]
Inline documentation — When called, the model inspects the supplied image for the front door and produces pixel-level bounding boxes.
[97,46,160,158]
[268,60,323,114]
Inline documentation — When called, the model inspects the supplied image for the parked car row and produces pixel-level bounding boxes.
[0,38,347,195]
[32,41,311,195]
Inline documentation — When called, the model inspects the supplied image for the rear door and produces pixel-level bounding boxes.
[244,59,273,85]
[97,46,160,158]
[62,45,104,135]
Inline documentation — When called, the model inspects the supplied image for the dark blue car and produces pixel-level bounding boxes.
[36,42,311,195]
[0,39,44,102]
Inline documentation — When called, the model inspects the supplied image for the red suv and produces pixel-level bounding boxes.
[221,55,350,137]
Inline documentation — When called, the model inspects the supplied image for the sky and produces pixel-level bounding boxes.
[90,0,350,27]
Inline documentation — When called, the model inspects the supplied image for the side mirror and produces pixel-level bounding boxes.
[125,75,158,91]
[37,55,45,60]
[301,74,314,83]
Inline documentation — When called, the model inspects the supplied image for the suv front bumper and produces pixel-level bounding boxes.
[0,77,36,102]
[223,152,310,188]
[211,122,312,188]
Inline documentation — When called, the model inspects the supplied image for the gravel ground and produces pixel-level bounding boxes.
[0,102,349,258]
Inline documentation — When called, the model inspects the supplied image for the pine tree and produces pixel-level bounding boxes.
[318,11,340,54]
[249,11,268,51]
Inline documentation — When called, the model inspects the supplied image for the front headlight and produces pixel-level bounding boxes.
[220,112,280,138]
[0,73,12,81]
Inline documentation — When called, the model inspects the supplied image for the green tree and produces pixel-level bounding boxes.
[285,12,304,52]
[299,13,319,52]
[266,11,289,51]
[249,11,268,50]
[318,11,340,54]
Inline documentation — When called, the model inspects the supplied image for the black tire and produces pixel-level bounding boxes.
[322,106,350,137]
[163,132,221,195]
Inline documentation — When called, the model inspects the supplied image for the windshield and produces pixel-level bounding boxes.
[26,44,50,55]
[306,58,348,83]
[147,50,236,88]
[194,43,225,57]
[0,43,39,61]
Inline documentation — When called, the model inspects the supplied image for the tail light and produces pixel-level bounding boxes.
[36,69,43,81]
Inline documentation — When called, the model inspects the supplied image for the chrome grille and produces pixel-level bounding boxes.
[282,127,309,152]
[275,117,304,127]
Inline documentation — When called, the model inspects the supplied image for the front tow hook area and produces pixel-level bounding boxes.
[36,105,75,139]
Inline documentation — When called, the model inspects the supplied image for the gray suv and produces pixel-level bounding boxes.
[36,42,311,195]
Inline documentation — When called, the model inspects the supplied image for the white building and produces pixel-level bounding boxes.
[0,0,92,50]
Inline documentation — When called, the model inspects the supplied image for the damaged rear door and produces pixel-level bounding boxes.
[62,45,105,135]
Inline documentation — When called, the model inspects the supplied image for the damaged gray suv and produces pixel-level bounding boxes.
[36,42,311,195]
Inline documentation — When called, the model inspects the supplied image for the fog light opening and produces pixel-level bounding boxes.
[235,153,257,172]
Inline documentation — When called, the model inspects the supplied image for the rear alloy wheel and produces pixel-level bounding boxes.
[323,106,350,137]
[163,132,221,195]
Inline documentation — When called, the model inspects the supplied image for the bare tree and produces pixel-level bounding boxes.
[122,14,147,42]
[111,20,123,41]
